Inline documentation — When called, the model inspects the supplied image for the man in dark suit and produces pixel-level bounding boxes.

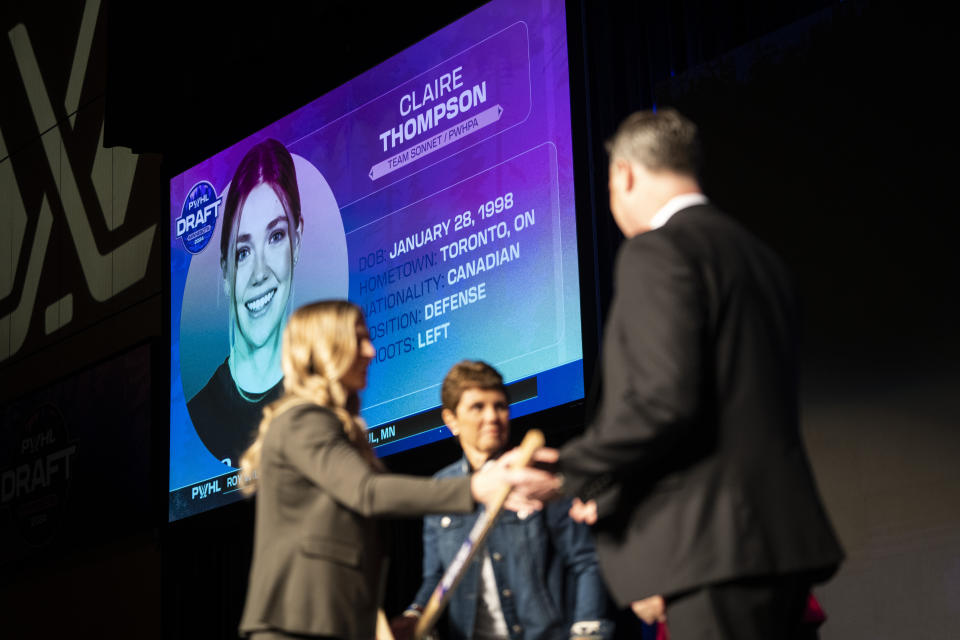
[521,109,843,638]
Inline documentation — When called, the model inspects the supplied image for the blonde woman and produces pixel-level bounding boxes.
[238,300,530,640]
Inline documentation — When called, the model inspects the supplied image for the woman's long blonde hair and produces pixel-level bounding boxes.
[239,300,381,494]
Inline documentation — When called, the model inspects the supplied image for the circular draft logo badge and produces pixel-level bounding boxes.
[1,404,77,547]
[177,180,222,254]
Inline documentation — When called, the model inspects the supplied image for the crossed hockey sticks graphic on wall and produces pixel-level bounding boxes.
[1,0,156,362]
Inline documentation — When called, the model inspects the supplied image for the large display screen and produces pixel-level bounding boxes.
[169,0,584,521]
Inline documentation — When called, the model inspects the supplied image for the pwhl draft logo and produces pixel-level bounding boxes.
[177,181,221,254]
[1,0,157,363]
[0,403,77,547]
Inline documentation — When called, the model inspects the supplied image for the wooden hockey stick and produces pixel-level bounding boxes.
[414,429,545,640]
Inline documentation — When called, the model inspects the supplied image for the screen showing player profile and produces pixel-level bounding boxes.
[169,0,584,521]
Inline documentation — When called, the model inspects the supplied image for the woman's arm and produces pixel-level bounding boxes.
[281,406,474,517]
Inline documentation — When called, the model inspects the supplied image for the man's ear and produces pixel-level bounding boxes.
[621,159,637,193]
[610,158,632,192]
[442,408,458,436]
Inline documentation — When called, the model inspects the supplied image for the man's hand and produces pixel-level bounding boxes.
[531,446,560,465]
[470,455,551,513]
[499,446,565,503]
[630,595,666,625]
[568,497,598,525]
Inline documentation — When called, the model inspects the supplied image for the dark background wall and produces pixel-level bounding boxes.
[1,1,956,638]
[645,5,960,636]
[2,0,163,637]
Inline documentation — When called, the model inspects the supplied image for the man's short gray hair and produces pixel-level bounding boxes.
[604,108,702,177]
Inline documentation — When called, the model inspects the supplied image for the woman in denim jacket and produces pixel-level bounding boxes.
[394,361,612,640]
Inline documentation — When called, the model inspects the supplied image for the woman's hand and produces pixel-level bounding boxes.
[469,456,555,514]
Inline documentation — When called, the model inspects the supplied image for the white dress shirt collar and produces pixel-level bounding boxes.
[650,192,709,229]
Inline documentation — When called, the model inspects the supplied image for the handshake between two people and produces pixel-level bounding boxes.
[468,446,598,525]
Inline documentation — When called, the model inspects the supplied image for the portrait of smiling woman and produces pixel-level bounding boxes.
[187,138,304,467]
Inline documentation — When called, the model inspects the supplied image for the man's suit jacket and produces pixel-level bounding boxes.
[559,204,842,606]
[239,403,474,639]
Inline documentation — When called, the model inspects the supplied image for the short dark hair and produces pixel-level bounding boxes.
[604,108,702,177]
[441,360,507,413]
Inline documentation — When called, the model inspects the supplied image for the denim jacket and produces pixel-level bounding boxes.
[410,458,612,640]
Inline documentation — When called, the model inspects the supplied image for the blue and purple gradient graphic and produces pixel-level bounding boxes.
[352,143,567,428]
[168,0,583,520]
[175,181,221,254]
